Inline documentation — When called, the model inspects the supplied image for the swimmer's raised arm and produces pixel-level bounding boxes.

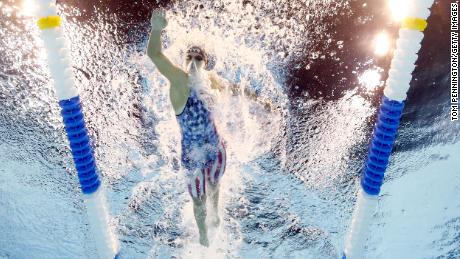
[147,10,187,85]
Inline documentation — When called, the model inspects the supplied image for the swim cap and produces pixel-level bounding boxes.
[186,46,214,71]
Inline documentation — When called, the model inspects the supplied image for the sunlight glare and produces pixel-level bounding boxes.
[388,0,409,21]
[359,69,382,90]
[373,32,391,56]
[22,0,38,16]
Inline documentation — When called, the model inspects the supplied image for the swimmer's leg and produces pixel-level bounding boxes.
[207,142,226,228]
[192,196,209,247]
[207,182,220,228]
[188,170,209,246]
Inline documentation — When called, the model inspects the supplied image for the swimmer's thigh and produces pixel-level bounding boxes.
[187,169,206,199]
[206,142,227,185]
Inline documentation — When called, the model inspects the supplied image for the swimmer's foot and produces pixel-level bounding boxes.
[210,214,220,228]
[199,233,209,247]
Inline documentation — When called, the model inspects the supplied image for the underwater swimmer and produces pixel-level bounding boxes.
[147,9,228,247]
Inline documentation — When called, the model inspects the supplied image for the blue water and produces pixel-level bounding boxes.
[1,0,459,258]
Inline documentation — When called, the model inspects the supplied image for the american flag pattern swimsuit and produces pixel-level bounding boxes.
[176,88,226,198]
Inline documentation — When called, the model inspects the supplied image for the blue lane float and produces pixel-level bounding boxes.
[361,96,404,196]
[343,0,435,258]
[60,96,101,194]
[34,0,120,258]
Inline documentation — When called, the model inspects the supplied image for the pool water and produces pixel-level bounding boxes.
[0,0,458,258]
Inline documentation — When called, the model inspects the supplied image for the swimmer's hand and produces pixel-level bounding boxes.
[151,9,167,31]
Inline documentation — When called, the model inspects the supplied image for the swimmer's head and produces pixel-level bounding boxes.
[185,46,209,72]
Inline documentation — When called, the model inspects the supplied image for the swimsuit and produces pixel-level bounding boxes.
[176,88,226,198]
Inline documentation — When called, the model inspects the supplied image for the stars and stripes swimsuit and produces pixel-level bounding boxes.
[176,88,226,199]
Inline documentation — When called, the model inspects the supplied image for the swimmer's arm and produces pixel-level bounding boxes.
[209,72,242,96]
[209,71,227,92]
[242,88,273,111]
[147,29,188,85]
[148,10,189,114]
[209,72,273,110]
